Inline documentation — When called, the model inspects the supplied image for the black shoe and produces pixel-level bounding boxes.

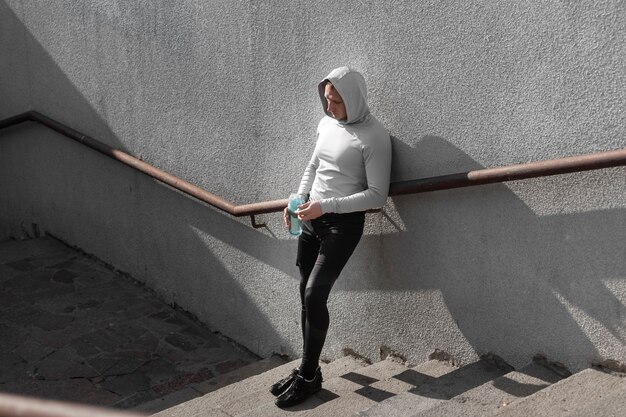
[270,368,299,397]
[274,371,322,408]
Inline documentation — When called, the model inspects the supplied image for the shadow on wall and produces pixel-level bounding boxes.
[0,0,291,356]
[0,1,121,150]
[375,136,625,367]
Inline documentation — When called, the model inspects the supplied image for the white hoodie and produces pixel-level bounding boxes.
[298,67,392,214]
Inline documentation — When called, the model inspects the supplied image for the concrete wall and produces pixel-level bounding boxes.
[1,0,625,371]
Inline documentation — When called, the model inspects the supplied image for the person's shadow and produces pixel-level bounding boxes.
[337,134,626,370]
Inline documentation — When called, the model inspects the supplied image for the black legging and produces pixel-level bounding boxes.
[296,211,365,378]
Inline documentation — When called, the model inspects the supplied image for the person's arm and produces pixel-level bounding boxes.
[297,152,319,197]
[285,147,319,228]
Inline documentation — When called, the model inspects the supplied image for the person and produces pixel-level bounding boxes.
[272,66,392,408]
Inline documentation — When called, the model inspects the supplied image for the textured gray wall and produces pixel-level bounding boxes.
[1,0,625,371]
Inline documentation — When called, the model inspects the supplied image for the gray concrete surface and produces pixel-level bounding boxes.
[297,359,411,417]
[356,360,456,417]
[562,378,626,417]
[0,237,259,412]
[235,355,372,417]
[358,358,507,417]
[150,354,620,417]
[404,361,565,417]
[133,357,285,413]
[1,0,625,373]
[154,355,368,417]
[491,368,623,417]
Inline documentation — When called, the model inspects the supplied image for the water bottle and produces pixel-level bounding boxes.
[288,193,305,236]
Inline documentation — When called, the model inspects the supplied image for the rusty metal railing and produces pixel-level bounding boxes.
[1,111,625,226]
[0,392,146,417]
[0,111,286,227]
[388,147,626,195]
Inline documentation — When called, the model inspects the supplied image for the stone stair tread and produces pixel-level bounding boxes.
[135,357,285,414]
[190,356,287,395]
[358,396,445,417]
[237,394,325,417]
[222,355,376,417]
[561,377,626,417]
[358,358,507,417]
[151,358,302,417]
[354,359,459,417]
[295,358,413,417]
[162,355,368,417]
[318,357,411,395]
[490,367,623,417]
[321,355,375,380]
[236,357,411,417]
[238,358,408,417]
[407,361,567,417]
[133,387,204,414]
[315,359,454,417]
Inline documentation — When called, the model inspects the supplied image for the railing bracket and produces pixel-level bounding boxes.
[250,215,266,229]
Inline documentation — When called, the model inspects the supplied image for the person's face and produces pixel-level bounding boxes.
[324,83,347,121]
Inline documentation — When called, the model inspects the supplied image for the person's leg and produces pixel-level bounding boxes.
[270,221,319,398]
[275,213,364,408]
[296,221,320,350]
[299,213,364,379]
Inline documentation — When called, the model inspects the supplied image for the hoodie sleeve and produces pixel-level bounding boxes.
[297,150,319,196]
[318,130,392,214]
[297,123,324,197]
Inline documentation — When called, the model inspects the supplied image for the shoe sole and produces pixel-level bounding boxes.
[274,382,322,408]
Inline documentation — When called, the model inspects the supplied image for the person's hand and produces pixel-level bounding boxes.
[283,207,291,229]
[296,201,322,221]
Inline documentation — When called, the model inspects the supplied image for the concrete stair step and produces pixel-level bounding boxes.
[301,359,458,417]
[190,356,287,395]
[285,358,415,417]
[407,360,566,417]
[237,357,417,417]
[151,358,301,417]
[135,357,285,414]
[222,355,374,417]
[352,359,460,417]
[561,376,626,417]
[149,350,625,417]
[357,357,508,417]
[490,367,624,417]
[134,388,206,415]
[153,355,367,417]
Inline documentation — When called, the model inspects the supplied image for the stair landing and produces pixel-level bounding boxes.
[0,237,261,412]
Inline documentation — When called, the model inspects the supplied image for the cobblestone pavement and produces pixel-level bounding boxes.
[0,236,259,411]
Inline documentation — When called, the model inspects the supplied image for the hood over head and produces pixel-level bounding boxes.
[318,67,370,124]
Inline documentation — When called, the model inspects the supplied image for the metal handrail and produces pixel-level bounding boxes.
[0,392,146,417]
[389,147,626,195]
[1,111,625,225]
[0,111,288,223]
